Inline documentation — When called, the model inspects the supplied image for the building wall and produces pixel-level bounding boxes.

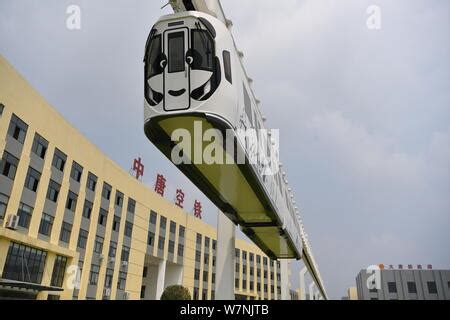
[0,55,284,300]
[356,269,450,300]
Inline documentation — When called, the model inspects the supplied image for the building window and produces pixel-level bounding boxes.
[242,251,247,261]
[77,229,89,249]
[115,192,123,207]
[39,213,54,236]
[52,148,67,172]
[46,180,61,202]
[86,172,97,191]
[8,114,28,144]
[235,248,240,259]
[158,236,165,250]
[178,244,184,257]
[124,221,133,237]
[1,151,19,180]
[197,233,202,245]
[193,288,199,300]
[212,240,216,251]
[127,198,136,213]
[170,221,176,234]
[94,236,104,254]
[147,231,155,246]
[0,103,4,115]
[168,240,175,254]
[109,241,117,258]
[0,193,9,219]
[194,269,200,280]
[112,215,120,232]
[223,50,232,84]
[70,161,83,182]
[407,282,417,294]
[143,266,148,278]
[2,242,47,284]
[65,191,78,211]
[179,225,185,238]
[427,281,437,294]
[32,133,48,159]
[121,246,130,262]
[59,222,72,243]
[195,251,201,263]
[388,282,397,293]
[204,253,209,265]
[50,255,67,287]
[140,285,146,299]
[212,274,215,284]
[24,166,41,192]
[203,271,208,282]
[82,200,93,219]
[160,216,167,230]
[98,208,108,226]
[235,278,239,288]
[104,268,113,288]
[118,271,127,290]
[89,264,100,285]
[235,263,240,273]
[150,210,157,224]
[17,203,33,228]
[102,182,112,200]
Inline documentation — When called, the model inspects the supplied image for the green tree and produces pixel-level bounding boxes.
[160,285,191,300]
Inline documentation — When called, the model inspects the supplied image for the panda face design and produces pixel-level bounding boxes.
[145,21,221,109]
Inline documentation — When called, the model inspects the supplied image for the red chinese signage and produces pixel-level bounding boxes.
[154,174,166,197]
[132,157,145,179]
[193,200,202,219]
[175,189,185,208]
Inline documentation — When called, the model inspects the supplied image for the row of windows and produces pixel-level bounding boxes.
[386,281,439,295]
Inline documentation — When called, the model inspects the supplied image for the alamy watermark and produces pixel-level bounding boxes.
[170,121,280,176]
[66,5,81,30]
[366,5,382,30]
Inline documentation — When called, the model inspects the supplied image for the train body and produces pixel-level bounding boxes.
[143,11,302,259]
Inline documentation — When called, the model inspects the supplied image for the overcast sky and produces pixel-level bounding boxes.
[0,0,449,299]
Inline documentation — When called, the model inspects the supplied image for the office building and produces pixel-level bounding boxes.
[356,266,450,300]
[0,55,286,300]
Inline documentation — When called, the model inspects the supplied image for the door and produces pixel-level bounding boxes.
[163,28,190,111]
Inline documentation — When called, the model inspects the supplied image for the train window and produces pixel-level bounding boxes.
[146,35,162,78]
[191,30,214,71]
[223,51,232,84]
[168,32,185,73]
[243,84,253,124]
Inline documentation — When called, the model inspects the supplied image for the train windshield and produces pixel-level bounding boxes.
[191,30,214,72]
[146,34,162,78]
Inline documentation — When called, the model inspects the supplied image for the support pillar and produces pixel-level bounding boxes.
[309,282,315,300]
[299,266,307,300]
[215,210,235,300]
[155,259,167,300]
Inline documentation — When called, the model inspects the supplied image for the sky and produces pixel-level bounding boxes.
[0,0,449,299]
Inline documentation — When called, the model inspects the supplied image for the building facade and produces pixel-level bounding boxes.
[0,55,286,300]
[356,267,450,300]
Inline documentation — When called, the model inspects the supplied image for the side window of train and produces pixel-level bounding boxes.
[191,30,214,71]
[146,35,162,78]
[223,50,232,84]
[243,84,253,125]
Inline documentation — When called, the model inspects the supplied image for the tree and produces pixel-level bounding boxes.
[160,285,191,300]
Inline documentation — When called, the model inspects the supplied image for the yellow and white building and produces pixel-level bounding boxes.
[0,55,285,300]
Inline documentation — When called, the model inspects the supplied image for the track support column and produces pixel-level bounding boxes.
[215,210,235,300]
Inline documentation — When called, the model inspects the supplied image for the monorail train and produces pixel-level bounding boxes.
[143,10,302,259]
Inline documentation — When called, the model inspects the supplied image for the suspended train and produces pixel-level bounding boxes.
[143,10,302,259]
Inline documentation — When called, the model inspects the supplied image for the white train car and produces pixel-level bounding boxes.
[143,10,302,259]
